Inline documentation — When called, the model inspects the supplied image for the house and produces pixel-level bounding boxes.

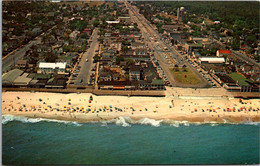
[134,48,148,56]
[16,59,27,69]
[123,55,150,62]
[216,50,232,57]
[129,65,141,81]
[32,27,42,35]
[131,42,145,49]
[99,71,112,81]
[184,43,203,52]
[162,25,184,32]
[38,62,67,74]
[203,64,226,74]
[69,31,80,40]
[118,17,131,24]
[45,74,67,89]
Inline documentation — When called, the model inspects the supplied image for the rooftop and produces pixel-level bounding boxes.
[199,57,225,63]
[218,50,231,54]
[2,69,23,84]
[39,62,67,69]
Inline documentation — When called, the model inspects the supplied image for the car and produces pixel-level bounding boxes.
[79,79,83,83]
[85,59,88,62]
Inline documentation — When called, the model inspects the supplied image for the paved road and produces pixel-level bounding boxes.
[74,29,99,86]
[231,50,260,68]
[2,25,57,73]
[127,2,208,88]
[210,37,260,68]
[2,38,42,73]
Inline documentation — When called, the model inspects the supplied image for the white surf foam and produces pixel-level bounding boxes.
[115,116,131,127]
[138,118,163,127]
[2,114,82,126]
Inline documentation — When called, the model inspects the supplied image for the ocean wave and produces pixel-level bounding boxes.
[138,118,162,127]
[2,115,82,126]
[2,115,259,127]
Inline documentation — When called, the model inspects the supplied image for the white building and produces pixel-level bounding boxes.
[106,21,120,24]
[199,57,225,64]
[38,62,67,74]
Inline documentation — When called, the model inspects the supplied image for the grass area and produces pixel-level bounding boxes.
[170,67,201,85]
[229,72,250,86]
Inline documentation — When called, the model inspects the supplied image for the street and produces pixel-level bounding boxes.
[2,38,42,73]
[73,28,99,86]
[2,25,57,73]
[127,2,208,88]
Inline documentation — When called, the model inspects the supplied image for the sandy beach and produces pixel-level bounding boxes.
[2,91,260,123]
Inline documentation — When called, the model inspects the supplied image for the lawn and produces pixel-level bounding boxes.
[229,72,250,86]
[170,67,201,85]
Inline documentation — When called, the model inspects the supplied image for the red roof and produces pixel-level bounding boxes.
[218,50,231,54]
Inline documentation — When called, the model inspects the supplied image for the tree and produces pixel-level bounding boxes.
[231,40,240,50]
[126,59,135,66]
[45,52,57,62]
[121,46,129,53]
[182,64,187,72]
[116,56,124,65]
[174,64,179,71]
[93,55,100,62]
[93,20,100,27]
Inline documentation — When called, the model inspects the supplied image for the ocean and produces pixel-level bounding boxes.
[2,115,260,165]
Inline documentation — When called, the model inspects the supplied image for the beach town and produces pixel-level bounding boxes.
[2,1,260,125]
[2,91,260,124]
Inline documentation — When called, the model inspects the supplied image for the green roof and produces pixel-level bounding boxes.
[33,74,51,80]
[229,72,250,86]
[2,69,23,84]
[151,79,164,85]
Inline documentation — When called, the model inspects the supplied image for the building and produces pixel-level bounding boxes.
[38,62,67,74]
[216,50,232,57]
[2,69,32,87]
[106,21,120,24]
[184,43,203,52]
[16,59,27,69]
[129,65,141,81]
[199,57,225,64]
[2,69,24,86]
[215,74,241,91]
[118,17,131,24]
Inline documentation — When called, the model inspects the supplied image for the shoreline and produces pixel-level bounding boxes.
[2,91,260,124]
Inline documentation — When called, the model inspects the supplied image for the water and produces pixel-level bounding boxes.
[2,115,260,165]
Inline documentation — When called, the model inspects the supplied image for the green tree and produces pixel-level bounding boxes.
[116,56,124,65]
[45,52,57,62]
[231,40,240,50]
[93,20,100,27]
